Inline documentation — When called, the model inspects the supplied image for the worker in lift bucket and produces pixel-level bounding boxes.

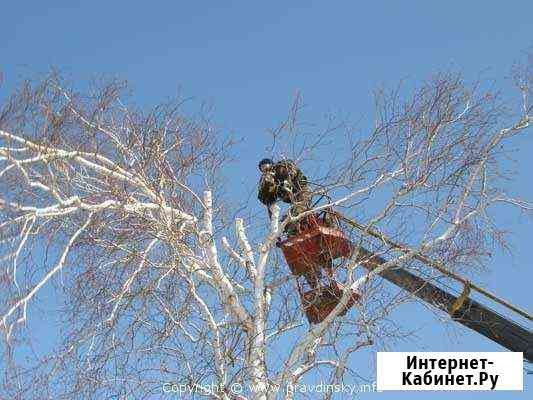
[257,158,311,227]
[257,158,331,289]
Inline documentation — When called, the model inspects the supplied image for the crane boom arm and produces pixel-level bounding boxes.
[356,246,533,363]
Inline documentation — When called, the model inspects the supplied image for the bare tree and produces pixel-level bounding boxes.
[1,54,531,400]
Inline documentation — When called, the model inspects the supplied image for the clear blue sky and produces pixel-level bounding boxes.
[1,1,532,398]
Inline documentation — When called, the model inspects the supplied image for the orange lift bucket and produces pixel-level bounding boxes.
[277,210,359,323]
[300,281,360,324]
[278,213,352,275]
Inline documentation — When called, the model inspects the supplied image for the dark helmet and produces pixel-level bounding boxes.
[258,158,274,172]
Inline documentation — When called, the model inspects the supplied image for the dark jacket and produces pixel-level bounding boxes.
[257,160,308,207]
